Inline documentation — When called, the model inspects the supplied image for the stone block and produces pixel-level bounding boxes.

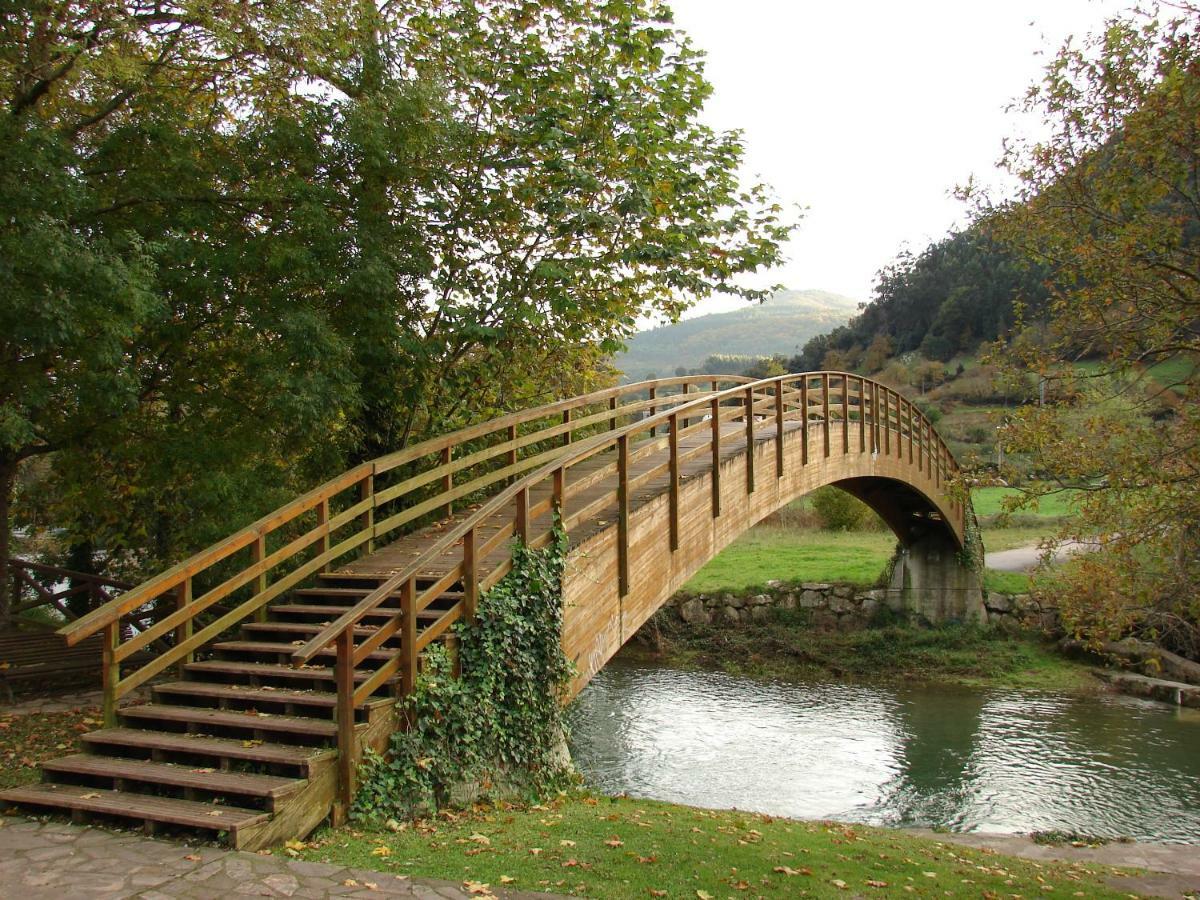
[679,598,711,625]
[799,590,824,608]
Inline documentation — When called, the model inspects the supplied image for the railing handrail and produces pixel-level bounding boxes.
[291,370,960,666]
[56,374,750,647]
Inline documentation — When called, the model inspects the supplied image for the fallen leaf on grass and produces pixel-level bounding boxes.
[370,845,391,857]
[463,882,493,896]
[559,839,576,847]
[499,875,515,884]
[648,891,667,898]
[604,837,624,848]
[866,880,889,887]
[467,833,491,845]
[773,866,811,876]
[529,847,543,856]
[696,891,714,900]
[831,879,848,890]
[562,859,579,868]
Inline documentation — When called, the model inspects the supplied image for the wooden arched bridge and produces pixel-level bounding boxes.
[0,372,973,848]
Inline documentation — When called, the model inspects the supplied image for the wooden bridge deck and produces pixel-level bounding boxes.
[5,373,964,849]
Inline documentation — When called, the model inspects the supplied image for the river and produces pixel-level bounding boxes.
[567,653,1200,843]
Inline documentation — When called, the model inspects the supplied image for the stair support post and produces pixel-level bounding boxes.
[800,378,809,465]
[175,577,193,675]
[316,499,330,572]
[252,535,267,623]
[515,487,529,544]
[463,526,478,622]
[334,627,356,824]
[648,386,657,436]
[562,408,572,446]
[400,576,417,696]
[841,376,850,454]
[101,621,119,727]
[359,472,375,555]
[440,447,453,518]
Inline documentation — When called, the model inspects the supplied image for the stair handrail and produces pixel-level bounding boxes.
[292,370,962,669]
[57,374,751,649]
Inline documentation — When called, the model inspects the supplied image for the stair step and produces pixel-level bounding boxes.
[82,728,332,773]
[292,586,462,602]
[183,660,396,686]
[270,603,443,621]
[244,622,406,640]
[0,783,269,835]
[41,754,305,802]
[212,640,394,662]
[152,681,391,712]
[120,704,337,739]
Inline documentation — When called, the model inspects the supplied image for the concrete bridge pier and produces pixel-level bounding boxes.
[889,529,985,625]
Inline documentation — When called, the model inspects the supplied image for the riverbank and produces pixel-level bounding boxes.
[284,792,1150,898]
[634,608,1099,693]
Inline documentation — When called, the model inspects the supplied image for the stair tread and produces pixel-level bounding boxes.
[295,586,463,598]
[270,604,442,620]
[41,754,304,799]
[244,622,416,638]
[184,660,395,684]
[121,704,337,737]
[82,727,333,768]
[0,782,270,831]
[213,640,394,661]
[153,681,391,709]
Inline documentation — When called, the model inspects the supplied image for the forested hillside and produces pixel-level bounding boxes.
[789,227,1049,372]
[615,289,858,379]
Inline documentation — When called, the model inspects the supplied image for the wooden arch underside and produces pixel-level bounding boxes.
[561,418,962,696]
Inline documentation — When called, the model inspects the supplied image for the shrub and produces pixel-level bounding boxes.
[811,486,871,531]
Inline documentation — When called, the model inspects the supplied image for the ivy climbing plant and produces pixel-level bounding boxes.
[353,526,575,821]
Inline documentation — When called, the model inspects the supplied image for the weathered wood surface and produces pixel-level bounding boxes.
[2,372,964,847]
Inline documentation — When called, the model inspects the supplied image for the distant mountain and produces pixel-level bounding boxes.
[614,289,861,380]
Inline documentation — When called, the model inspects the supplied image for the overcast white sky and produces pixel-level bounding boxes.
[669,0,1130,317]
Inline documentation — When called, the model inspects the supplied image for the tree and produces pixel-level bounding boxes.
[1,1,793,595]
[970,3,1200,658]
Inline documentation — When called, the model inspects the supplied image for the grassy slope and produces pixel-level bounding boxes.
[289,793,1132,898]
[614,289,858,379]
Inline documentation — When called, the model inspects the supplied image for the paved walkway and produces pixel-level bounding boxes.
[0,816,553,900]
[908,828,1200,899]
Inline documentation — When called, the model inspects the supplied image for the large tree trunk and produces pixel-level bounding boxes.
[0,459,14,627]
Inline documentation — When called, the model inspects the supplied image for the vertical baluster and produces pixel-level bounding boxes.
[562,408,572,446]
[400,576,417,696]
[858,377,866,452]
[515,487,529,544]
[462,526,478,621]
[102,621,119,727]
[710,395,722,517]
[609,396,618,432]
[648,386,657,437]
[774,380,785,477]
[507,424,518,485]
[617,434,630,596]
[669,412,680,551]
[821,373,831,458]
[440,447,453,518]
[359,471,375,554]
[801,378,810,465]
[252,533,268,623]
[883,389,891,456]
[317,497,331,571]
[334,628,355,822]
[553,466,566,522]
[744,386,755,494]
[175,577,192,675]
[841,376,849,454]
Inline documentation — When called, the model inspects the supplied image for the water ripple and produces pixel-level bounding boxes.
[567,659,1200,842]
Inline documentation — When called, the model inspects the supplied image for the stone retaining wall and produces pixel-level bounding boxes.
[663,581,1058,632]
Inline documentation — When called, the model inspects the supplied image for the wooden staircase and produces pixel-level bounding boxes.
[0,373,966,849]
[0,572,454,850]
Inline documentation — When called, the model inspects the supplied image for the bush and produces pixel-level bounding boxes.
[810,486,871,531]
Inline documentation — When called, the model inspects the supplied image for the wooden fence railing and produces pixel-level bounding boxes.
[287,372,963,810]
[56,375,751,725]
[4,559,132,630]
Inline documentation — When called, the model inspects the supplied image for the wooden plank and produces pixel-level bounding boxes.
[81,727,331,769]
[41,754,303,801]
[175,577,193,673]
[414,603,463,653]
[668,413,680,551]
[821,373,831,457]
[841,376,850,454]
[744,387,755,494]
[335,628,355,816]
[801,378,809,465]
[710,396,721,517]
[774,383,785,477]
[617,434,630,597]
[119,704,336,738]
[102,622,118,727]
[463,526,478,620]
[400,577,417,696]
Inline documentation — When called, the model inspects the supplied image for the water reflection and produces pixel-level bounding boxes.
[567,655,1200,842]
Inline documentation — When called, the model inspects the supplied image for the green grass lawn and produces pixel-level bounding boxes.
[970,486,1079,519]
[682,524,1043,594]
[288,793,1132,898]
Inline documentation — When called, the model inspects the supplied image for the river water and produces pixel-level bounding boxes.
[567,655,1200,842]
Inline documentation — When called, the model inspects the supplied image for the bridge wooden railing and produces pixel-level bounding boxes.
[55,375,750,724]
[4,559,133,630]
[287,371,962,810]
